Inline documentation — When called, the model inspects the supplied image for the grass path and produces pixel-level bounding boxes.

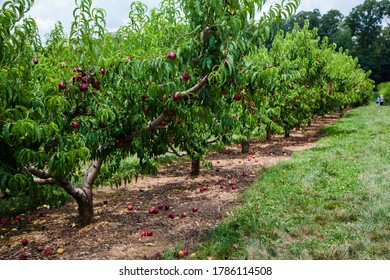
[192,104,390,260]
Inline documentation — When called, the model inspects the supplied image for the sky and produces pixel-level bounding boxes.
[18,0,367,40]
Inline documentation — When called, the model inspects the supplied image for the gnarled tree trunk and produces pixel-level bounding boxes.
[28,157,103,227]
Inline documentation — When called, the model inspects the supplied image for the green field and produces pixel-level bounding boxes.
[192,104,390,260]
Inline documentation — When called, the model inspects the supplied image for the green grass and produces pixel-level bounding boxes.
[193,104,390,260]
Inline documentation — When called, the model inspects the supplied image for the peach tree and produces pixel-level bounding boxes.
[235,23,373,144]
[1,0,300,226]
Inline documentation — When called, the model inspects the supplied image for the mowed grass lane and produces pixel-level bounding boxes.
[194,104,390,260]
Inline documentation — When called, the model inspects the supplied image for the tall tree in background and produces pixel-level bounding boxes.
[281,9,321,32]
[378,25,390,81]
[345,0,385,50]
[345,0,389,82]
[319,9,344,41]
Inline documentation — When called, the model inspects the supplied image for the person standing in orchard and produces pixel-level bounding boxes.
[379,95,384,106]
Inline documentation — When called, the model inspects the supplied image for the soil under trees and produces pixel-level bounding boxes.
[0,113,342,260]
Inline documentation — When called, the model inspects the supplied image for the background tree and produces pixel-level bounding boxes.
[318,9,344,42]
[345,0,389,83]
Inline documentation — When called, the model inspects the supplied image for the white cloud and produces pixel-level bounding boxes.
[297,0,365,16]
[32,17,57,35]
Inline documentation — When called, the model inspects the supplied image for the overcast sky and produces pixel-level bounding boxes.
[22,0,366,40]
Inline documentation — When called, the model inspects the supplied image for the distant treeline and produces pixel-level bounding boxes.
[280,0,390,84]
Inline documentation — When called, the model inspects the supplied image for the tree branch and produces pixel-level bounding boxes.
[120,75,209,148]
[178,75,209,96]
[83,157,104,188]
[33,177,57,184]
[27,166,53,179]
[26,166,84,198]
[167,142,188,157]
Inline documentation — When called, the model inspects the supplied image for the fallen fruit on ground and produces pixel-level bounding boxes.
[181,212,188,218]
[44,248,52,256]
[149,207,159,214]
[178,250,184,257]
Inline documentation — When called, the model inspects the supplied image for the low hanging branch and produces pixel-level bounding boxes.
[26,158,104,197]
[167,142,188,157]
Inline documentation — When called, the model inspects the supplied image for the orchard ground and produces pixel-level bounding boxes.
[0,111,342,260]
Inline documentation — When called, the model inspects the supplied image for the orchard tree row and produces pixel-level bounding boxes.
[0,0,373,227]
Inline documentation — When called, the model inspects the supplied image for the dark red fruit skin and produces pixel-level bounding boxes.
[182,72,190,82]
[234,93,242,101]
[80,83,89,92]
[71,122,79,129]
[167,52,177,60]
[173,93,180,101]
[44,248,52,256]
[92,80,100,90]
[58,81,67,90]
[149,207,159,214]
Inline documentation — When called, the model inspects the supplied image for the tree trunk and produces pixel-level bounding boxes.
[62,158,103,227]
[76,192,94,227]
[284,130,290,138]
[266,130,272,141]
[241,141,250,154]
[191,159,200,176]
